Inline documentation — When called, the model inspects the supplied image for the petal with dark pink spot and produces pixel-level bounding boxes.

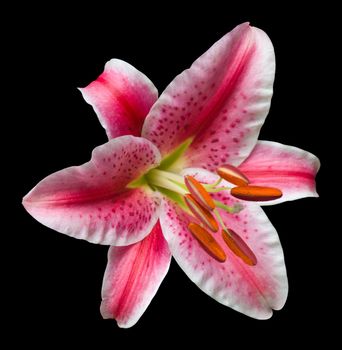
[142,23,275,170]
[23,136,161,246]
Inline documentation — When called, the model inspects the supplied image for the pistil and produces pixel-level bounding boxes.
[146,169,187,195]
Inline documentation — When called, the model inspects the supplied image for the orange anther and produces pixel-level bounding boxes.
[222,229,257,266]
[188,223,226,263]
[217,164,250,186]
[184,194,219,232]
[231,186,282,201]
[184,175,215,210]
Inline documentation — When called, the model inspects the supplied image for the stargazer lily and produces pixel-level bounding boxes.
[23,23,320,328]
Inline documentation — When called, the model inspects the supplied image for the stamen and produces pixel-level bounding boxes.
[231,186,282,201]
[217,164,250,186]
[214,201,244,214]
[188,223,226,263]
[205,186,232,193]
[208,177,223,188]
[146,169,187,195]
[213,208,229,234]
[184,175,215,210]
[222,229,257,266]
[184,194,219,232]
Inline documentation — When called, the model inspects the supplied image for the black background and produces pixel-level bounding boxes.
[7,3,334,347]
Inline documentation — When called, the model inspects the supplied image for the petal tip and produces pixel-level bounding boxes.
[257,309,273,320]
[77,85,91,102]
[100,298,139,329]
[312,189,320,198]
[22,191,34,211]
[314,156,321,174]
[99,301,111,320]
[272,284,289,312]
[239,21,251,29]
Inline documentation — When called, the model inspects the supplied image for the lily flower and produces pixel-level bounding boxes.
[22,23,320,328]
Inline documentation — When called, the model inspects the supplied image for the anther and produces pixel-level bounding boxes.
[184,175,215,210]
[230,186,282,201]
[188,223,226,263]
[217,164,250,186]
[184,194,219,232]
[222,229,257,266]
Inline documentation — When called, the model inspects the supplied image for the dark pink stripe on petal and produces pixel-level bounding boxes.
[101,222,171,328]
[142,23,275,170]
[80,59,158,139]
[23,136,162,246]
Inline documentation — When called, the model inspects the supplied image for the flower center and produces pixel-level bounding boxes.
[128,139,282,266]
[144,163,282,266]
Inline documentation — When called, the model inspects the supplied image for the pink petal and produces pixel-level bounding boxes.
[238,141,320,205]
[160,169,288,319]
[23,136,162,246]
[142,23,275,170]
[101,221,171,328]
[80,59,158,139]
